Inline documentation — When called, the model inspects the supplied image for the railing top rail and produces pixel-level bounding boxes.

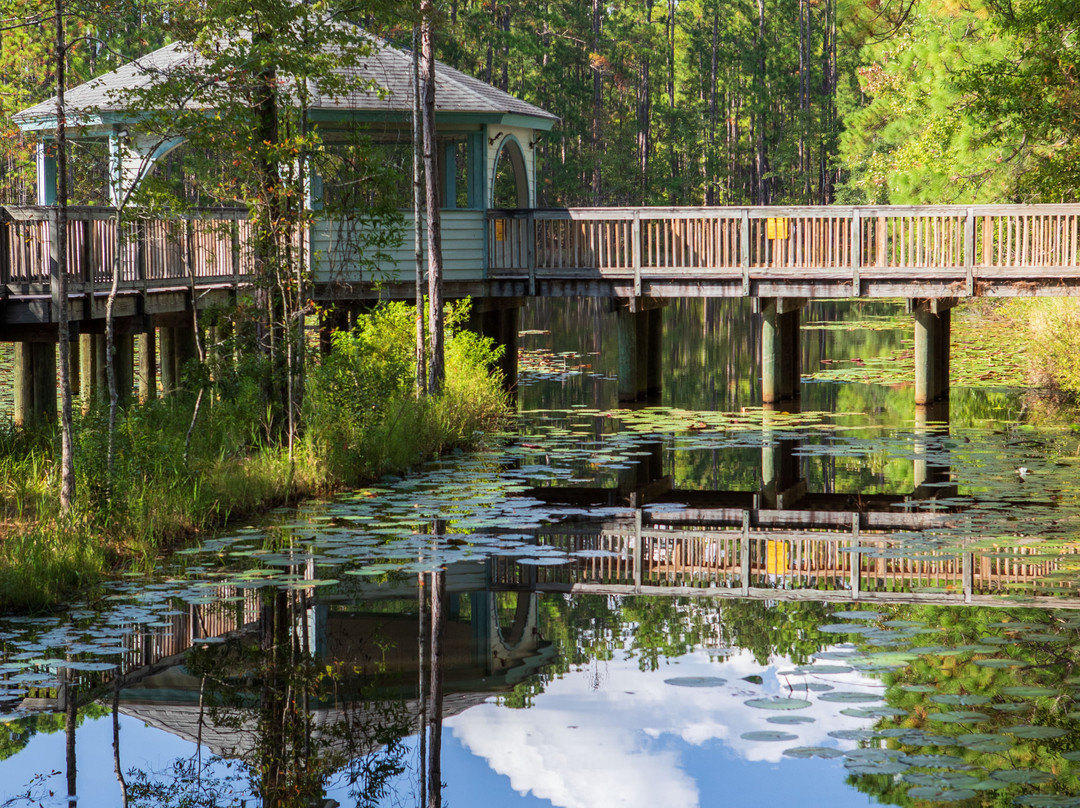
[0,205,250,223]
[487,203,1080,220]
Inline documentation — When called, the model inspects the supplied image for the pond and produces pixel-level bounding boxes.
[3,298,1080,808]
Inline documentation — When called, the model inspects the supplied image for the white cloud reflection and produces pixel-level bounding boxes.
[448,648,881,808]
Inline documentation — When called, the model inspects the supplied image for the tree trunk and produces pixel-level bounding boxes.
[591,0,602,204]
[55,0,75,512]
[413,25,427,396]
[421,0,445,394]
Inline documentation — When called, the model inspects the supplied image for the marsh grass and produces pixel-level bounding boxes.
[0,302,509,611]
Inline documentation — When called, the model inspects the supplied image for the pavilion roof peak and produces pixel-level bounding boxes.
[15,30,557,130]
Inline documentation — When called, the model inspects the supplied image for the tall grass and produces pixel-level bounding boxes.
[1004,298,1080,395]
[0,301,509,611]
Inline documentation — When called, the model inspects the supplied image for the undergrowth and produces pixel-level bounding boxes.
[0,301,509,611]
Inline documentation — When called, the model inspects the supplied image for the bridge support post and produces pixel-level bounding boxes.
[759,404,806,509]
[911,299,955,405]
[138,330,156,402]
[912,400,956,500]
[114,334,134,407]
[159,327,177,395]
[159,323,197,396]
[319,307,349,356]
[13,342,56,427]
[759,298,805,404]
[617,299,665,403]
[78,333,106,410]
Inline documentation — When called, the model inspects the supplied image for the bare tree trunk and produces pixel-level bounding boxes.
[591,0,602,204]
[755,0,767,206]
[638,1,653,202]
[413,25,427,396]
[707,5,718,204]
[55,0,75,512]
[421,0,445,394]
[105,211,122,495]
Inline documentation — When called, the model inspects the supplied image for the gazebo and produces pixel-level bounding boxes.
[8,33,556,419]
[15,35,557,217]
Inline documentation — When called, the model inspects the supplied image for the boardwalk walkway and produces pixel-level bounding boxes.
[3,202,1076,415]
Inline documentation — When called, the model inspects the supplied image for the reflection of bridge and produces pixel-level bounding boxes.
[524,402,958,513]
[489,507,1077,608]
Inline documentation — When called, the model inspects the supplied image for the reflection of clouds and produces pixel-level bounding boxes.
[449,648,880,808]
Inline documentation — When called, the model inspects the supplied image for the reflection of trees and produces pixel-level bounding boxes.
[124,589,411,808]
[840,605,1080,807]
[524,594,836,681]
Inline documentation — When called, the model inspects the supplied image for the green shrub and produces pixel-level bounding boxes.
[305,300,509,482]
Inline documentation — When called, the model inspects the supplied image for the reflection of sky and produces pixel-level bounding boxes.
[446,648,882,808]
[0,713,247,808]
[0,648,883,808]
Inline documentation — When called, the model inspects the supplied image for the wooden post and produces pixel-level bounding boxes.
[913,304,951,405]
[526,212,536,296]
[13,343,33,427]
[740,209,750,295]
[114,333,134,406]
[761,298,802,403]
[632,212,642,297]
[79,332,97,410]
[138,329,156,402]
[851,210,861,296]
[159,326,176,395]
[740,511,750,596]
[633,509,643,590]
[850,513,861,600]
[964,208,975,295]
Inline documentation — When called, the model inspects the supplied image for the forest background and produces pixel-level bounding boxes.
[2,0,1077,209]
[0,0,1078,608]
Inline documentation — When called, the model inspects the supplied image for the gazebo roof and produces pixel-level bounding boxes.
[15,35,557,131]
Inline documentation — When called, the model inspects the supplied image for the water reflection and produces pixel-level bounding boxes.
[8,575,1080,807]
[5,299,1080,807]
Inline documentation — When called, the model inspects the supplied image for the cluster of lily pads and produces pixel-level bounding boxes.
[747,608,1080,805]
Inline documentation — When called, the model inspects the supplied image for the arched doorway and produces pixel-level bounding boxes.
[491,136,529,209]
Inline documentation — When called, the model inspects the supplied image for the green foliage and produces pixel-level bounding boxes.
[305,301,509,482]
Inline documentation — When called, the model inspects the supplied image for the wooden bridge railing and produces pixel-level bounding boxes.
[0,206,252,293]
[488,205,1080,295]
[489,515,1075,602]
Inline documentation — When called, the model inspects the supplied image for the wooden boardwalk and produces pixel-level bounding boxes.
[488,204,1080,299]
[5,203,1080,329]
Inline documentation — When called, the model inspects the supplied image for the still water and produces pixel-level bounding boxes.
[3,299,1080,807]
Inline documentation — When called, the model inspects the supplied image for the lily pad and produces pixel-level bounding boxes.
[744,697,812,711]
[767,715,816,725]
[740,731,798,742]
[783,746,844,759]
[664,677,727,688]
[816,691,882,703]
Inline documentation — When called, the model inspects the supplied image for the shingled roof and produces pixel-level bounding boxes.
[15,35,557,129]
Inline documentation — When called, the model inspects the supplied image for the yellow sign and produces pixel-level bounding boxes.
[494,219,507,242]
[766,217,789,240]
[766,540,790,575]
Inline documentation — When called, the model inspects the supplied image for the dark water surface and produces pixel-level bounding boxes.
[4,300,1080,807]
